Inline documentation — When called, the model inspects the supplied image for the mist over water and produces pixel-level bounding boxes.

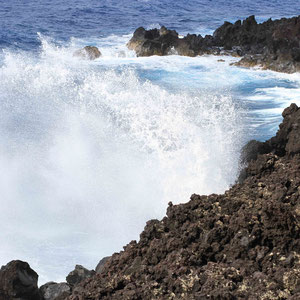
[1,0,300,283]
[0,36,248,283]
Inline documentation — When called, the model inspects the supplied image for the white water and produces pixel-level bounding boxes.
[0,34,299,284]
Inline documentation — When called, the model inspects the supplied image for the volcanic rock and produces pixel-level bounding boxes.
[67,103,300,299]
[40,282,71,300]
[0,260,41,300]
[128,15,300,73]
[127,26,179,56]
[66,265,95,287]
[73,46,101,60]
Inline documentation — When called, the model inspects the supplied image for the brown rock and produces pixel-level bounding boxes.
[0,260,41,300]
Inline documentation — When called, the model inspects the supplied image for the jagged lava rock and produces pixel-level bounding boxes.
[73,46,101,60]
[128,15,300,73]
[40,282,71,300]
[67,103,300,299]
[219,15,300,73]
[0,260,41,300]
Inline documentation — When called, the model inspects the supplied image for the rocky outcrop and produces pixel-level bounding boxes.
[128,16,300,73]
[66,103,300,299]
[127,26,217,57]
[0,260,41,300]
[73,46,101,60]
[127,26,179,56]
[222,16,300,73]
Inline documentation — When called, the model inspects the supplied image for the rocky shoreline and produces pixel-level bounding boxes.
[127,15,300,73]
[1,103,300,299]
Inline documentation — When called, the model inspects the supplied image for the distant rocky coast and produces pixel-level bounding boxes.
[1,102,300,299]
[127,15,300,73]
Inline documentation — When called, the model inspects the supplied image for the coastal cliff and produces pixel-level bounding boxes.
[1,103,299,299]
[127,15,300,73]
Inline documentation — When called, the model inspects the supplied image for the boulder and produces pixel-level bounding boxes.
[66,265,95,287]
[40,282,71,300]
[0,260,41,300]
[73,46,101,60]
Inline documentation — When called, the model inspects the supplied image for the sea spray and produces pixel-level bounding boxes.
[0,37,246,283]
[1,33,300,283]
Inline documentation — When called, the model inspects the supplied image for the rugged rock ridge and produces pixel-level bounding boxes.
[127,15,300,73]
[1,103,300,299]
[67,103,300,299]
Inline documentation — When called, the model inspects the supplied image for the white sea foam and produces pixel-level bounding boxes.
[0,34,299,284]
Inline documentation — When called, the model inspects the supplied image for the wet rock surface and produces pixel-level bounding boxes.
[128,15,300,73]
[0,260,41,300]
[66,103,300,299]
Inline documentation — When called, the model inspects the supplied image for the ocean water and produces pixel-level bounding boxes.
[0,0,300,284]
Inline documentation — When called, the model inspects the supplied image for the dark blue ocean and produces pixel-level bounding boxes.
[0,0,298,50]
[0,0,300,284]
